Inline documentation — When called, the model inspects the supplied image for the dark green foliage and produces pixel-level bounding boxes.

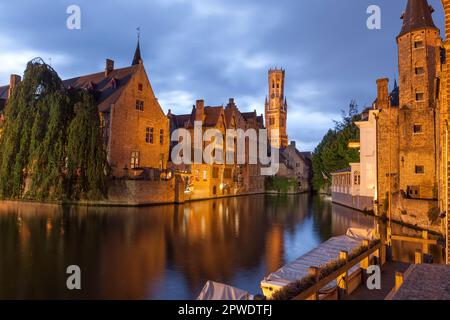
[265,176,298,193]
[312,101,361,192]
[66,91,109,200]
[0,58,108,201]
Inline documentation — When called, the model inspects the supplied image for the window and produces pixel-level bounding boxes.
[269,117,275,126]
[194,170,199,181]
[354,171,361,186]
[413,124,422,134]
[415,67,425,75]
[415,92,424,101]
[407,186,420,198]
[160,129,164,145]
[224,168,232,179]
[130,151,139,169]
[212,167,219,179]
[145,127,154,143]
[136,99,144,111]
[414,41,424,49]
[138,83,143,92]
[203,170,207,181]
[415,166,424,174]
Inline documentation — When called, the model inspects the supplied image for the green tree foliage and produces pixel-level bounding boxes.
[66,91,109,200]
[312,101,361,192]
[0,58,108,201]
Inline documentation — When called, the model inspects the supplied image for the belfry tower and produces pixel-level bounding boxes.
[265,68,288,149]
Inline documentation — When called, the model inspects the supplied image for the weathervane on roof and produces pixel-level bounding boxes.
[136,27,141,41]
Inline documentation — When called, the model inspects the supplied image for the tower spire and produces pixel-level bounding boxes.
[399,0,437,37]
[132,27,143,66]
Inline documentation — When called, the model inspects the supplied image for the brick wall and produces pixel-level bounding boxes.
[107,64,170,177]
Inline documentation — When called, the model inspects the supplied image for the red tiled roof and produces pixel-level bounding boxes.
[0,65,137,113]
[63,65,137,112]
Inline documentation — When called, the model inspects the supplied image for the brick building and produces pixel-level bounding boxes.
[0,41,170,178]
[375,0,441,232]
[439,0,450,264]
[168,98,266,200]
[265,68,288,149]
[278,141,312,193]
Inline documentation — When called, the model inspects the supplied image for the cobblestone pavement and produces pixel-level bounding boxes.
[391,264,450,300]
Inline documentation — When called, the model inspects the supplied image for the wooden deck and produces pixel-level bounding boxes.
[345,262,410,300]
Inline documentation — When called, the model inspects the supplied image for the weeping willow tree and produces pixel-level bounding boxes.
[0,58,108,201]
[66,91,109,200]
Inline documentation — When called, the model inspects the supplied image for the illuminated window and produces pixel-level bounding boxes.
[212,167,219,179]
[224,168,232,179]
[130,151,139,169]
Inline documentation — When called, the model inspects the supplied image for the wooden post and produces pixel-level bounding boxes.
[422,230,429,255]
[361,240,370,282]
[415,249,423,264]
[395,272,404,292]
[337,251,348,299]
[308,267,320,300]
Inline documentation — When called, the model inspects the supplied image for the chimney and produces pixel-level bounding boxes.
[195,100,204,122]
[105,59,114,77]
[290,141,296,148]
[376,78,389,109]
[8,74,21,99]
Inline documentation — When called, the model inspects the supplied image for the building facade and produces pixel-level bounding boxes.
[168,98,266,200]
[375,0,441,233]
[265,68,288,149]
[0,41,170,179]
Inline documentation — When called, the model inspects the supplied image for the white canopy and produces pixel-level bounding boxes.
[197,281,253,300]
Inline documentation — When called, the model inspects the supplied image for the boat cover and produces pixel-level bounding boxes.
[197,281,253,300]
[346,227,376,240]
[262,234,367,288]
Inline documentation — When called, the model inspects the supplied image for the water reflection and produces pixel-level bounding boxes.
[0,194,443,299]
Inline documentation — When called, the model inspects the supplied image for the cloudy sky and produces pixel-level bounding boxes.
[0,0,445,151]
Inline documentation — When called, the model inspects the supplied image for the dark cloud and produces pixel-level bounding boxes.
[0,0,445,151]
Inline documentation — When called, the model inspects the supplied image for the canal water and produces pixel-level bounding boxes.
[0,194,444,299]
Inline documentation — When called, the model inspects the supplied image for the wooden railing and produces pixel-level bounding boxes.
[292,241,382,300]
